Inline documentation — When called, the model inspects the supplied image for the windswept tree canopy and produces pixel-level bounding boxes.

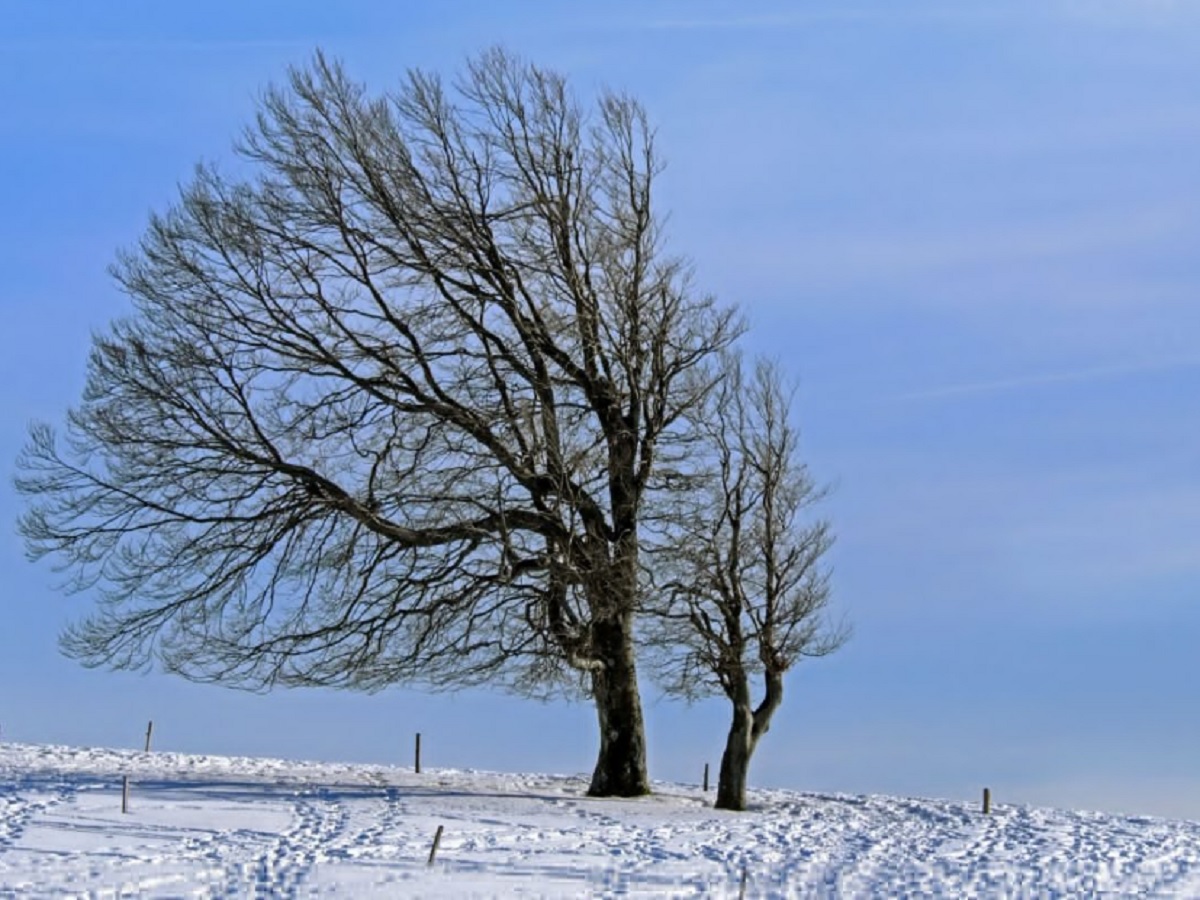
[16,47,740,727]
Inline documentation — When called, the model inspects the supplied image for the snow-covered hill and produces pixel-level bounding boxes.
[1,742,1198,897]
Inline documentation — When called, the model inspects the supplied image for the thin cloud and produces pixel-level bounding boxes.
[902,357,1200,401]
[896,106,1200,159]
[1058,0,1200,26]
[627,1,1197,33]
[639,9,1024,30]
[794,206,1193,279]
[638,12,870,30]
[0,37,309,52]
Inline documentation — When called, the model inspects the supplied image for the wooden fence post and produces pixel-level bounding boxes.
[982,787,991,815]
[738,863,748,899]
[144,720,154,753]
[122,776,130,814]
[427,824,444,866]
[415,732,422,774]
[703,763,709,793]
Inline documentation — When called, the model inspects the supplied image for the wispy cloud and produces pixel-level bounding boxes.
[0,37,310,53]
[789,205,1193,279]
[1057,0,1200,27]
[896,106,1200,159]
[638,12,868,30]
[901,356,1200,401]
[635,8,1018,31]
[629,0,1200,34]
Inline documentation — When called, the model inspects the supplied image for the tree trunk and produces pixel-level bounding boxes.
[584,440,650,798]
[715,671,784,811]
[715,700,754,810]
[587,612,650,797]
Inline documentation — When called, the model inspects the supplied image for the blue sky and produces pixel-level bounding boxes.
[3,0,1199,818]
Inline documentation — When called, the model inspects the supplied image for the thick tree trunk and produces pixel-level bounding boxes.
[584,436,650,798]
[587,612,650,797]
[715,671,784,811]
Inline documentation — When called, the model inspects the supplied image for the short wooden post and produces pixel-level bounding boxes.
[982,787,991,815]
[703,762,709,792]
[738,863,748,899]
[121,776,130,814]
[427,824,444,866]
[415,732,422,774]
[144,720,154,753]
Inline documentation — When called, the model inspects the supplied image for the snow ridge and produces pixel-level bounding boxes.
[1,741,1198,897]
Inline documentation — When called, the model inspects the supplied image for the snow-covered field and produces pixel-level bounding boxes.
[2,742,1199,897]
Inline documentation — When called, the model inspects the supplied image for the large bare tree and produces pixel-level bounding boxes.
[645,356,847,810]
[15,49,740,797]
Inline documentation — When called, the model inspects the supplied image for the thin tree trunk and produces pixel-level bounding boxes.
[587,612,650,797]
[715,671,784,811]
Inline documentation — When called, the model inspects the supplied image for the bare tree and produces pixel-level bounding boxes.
[645,355,847,811]
[14,49,741,797]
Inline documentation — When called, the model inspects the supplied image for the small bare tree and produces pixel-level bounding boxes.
[645,355,847,811]
[15,49,740,797]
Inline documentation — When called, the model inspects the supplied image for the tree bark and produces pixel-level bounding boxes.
[587,612,650,797]
[716,700,753,811]
[715,671,784,811]
[583,426,651,797]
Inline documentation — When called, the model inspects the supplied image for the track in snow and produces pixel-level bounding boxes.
[2,742,1200,897]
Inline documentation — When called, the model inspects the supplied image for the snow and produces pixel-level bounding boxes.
[2,742,1199,897]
